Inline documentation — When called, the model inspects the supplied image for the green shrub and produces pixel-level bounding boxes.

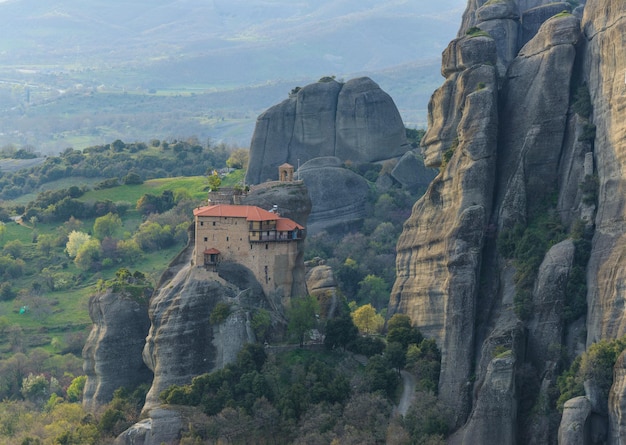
[557,337,626,411]
[497,209,566,320]
[466,26,490,37]
[352,336,386,357]
[209,302,231,325]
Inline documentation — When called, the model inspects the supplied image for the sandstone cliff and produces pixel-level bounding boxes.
[386,0,626,442]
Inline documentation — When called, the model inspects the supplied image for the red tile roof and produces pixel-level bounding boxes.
[276,218,304,231]
[194,204,305,230]
[194,204,279,221]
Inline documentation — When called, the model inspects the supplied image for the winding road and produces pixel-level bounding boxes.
[395,370,417,416]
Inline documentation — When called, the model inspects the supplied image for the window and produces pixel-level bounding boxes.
[212,221,216,226]
[200,221,204,226]
[226,236,229,241]
[204,237,208,242]
[265,244,269,250]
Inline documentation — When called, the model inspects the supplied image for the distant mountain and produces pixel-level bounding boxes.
[0,0,466,152]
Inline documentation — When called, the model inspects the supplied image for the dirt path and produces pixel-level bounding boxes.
[395,370,417,416]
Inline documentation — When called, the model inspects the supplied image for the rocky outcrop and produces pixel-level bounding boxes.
[114,407,182,445]
[141,262,264,413]
[451,352,517,445]
[609,351,626,444]
[558,396,592,445]
[527,240,575,368]
[245,77,409,185]
[390,150,437,191]
[391,3,589,442]
[495,12,580,230]
[82,289,152,412]
[475,0,520,77]
[520,3,572,46]
[297,157,370,234]
[242,180,311,228]
[306,262,339,318]
[583,0,626,345]
[390,30,500,425]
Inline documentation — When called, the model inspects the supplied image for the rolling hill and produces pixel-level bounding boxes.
[0,0,465,152]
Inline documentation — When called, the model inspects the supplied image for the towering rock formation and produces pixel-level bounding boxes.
[583,0,626,346]
[245,77,410,185]
[386,0,626,442]
[390,30,500,427]
[82,288,152,411]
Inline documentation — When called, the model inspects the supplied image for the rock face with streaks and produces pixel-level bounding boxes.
[385,1,626,442]
[390,29,500,426]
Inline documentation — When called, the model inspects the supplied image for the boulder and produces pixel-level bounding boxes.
[520,3,572,46]
[297,157,370,234]
[526,239,575,367]
[558,397,592,445]
[306,265,339,318]
[114,408,182,445]
[476,0,520,76]
[390,150,437,191]
[245,77,409,185]
[452,352,517,445]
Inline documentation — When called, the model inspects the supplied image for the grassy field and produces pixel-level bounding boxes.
[79,176,210,204]
[0,173,230,358]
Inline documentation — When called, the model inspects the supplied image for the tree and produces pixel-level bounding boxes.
[66,231,91,258]
[37,234,55,257]
[357,274,389,309]
[67,375,87,402]
[387,314,423,349]
[251,309,272,342]
[385,341,406,375]
[74,238,102,271]
[3,239,23,259]
[336,257,364,299]
[226,148,249,169]
[116,239,143,264]
[207,171,222,191]
[365,355,399,398]
[93,212,122,240]
[287,296,319,346]
[324,311,358,351]
[351,304,384,335]
[123,172,143,185]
